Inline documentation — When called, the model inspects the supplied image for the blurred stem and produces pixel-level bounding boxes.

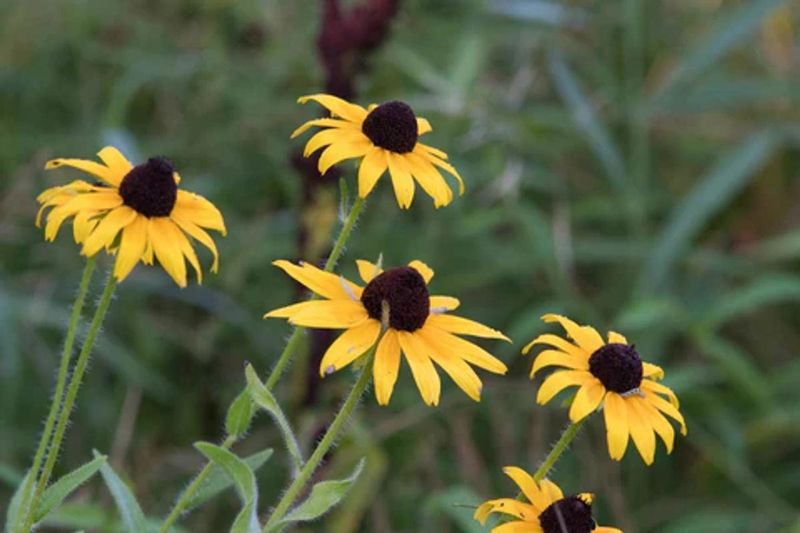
[265,194,366,390]
[26,268,116,529]
[160,195,367,531]
[159,435,237,533]
[16,257,96,532]
[264,345,376,530]
[533,419,585,482]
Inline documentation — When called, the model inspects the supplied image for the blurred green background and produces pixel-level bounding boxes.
[2,0,800,531]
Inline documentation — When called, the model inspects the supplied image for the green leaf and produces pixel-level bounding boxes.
[95,450,147,533]
[272,459,365,530]
[704,275,800,329]
[639,131,779,292]
[225,389,254,438]
[186,448,273,511]
[5,469,33,533]
[194,442,260,533]
[547,48,626,192]
[245,364,304,473]
[35,454,107,522]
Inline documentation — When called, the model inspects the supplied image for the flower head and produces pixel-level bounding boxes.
[474,467,622,533]
[292,94,464,209]
[264,259,509,405]
[36,146,226,287]
[525,314,687,465]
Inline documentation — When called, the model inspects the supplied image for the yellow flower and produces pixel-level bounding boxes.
[474,466,622,533]
[36,146,226,287]
[292,94,464,209]
[525,314,687,465]
[264,259,508,405]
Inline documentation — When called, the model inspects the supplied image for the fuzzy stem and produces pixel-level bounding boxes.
[533,419,585,482]
[264,347,375,530]
[26,269,116,528]
[16,258,96,531]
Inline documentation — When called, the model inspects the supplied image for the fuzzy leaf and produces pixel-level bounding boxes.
[186,448,273,511]
[225,389,254,438]
[95,450,147,533]
[5,469,33,533]
[36,454,107,522]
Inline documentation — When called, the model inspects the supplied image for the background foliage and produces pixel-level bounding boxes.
[2,0,800,531]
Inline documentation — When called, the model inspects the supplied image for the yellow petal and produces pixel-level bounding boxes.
[173,190,226,234]
[113,215,148,282]
[473,499,538,523]
[272,260,362,301]
[356,259,383,284]
[426,337,484,401]
[373,330,401,406]
[298,94,368,123]
[640,396,675,454]
[418,145,465,195]
[406,151,453,207]
[407,259,434,283]
[536,370,592,404]
[642,379,679,407]
[81,206,137,257]
[541,314,605,353]
[287,300,369,329]
[426,313,509,341]
[646,390,687,435]
[72,210,100,244]
[398,330,441,406]
[304,128,365,157]
[318,137,372,174]
[501,467,549,512]
[149,217,187,288]
[171,217,220,272]
[539,479,564,503]
[429,295,460,311]
[96,146,133,183]
[171,222,203,284]
[416,117,432,135]
[608,330,628,344]
[568,380,606,422]
[521,333,586,359]
[595,528,624,533]
[291,117,360,138]
[627,396,657,465]
[417,325,507,374]
[604,392,630,461]
[319,320,381,375]
[357,148,388,198]
[643,362,665,380]
[530,349,588,379]
[493,521,542,533]
[387,153,415,209]
[45,156,120,187]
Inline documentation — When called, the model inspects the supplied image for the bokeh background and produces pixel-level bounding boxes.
[2,0,800,531]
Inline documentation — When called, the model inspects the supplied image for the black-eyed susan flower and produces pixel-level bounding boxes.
[291,94,464,209]
[264,259,508,405]
[474,467,622,533]
[525,314,687,465]
[36,146,225,288]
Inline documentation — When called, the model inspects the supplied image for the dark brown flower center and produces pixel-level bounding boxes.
[539,496,595,533]
[360,266,429,331]
[119,156,178,217]
[361,101,418,153]
[589,343,643,394]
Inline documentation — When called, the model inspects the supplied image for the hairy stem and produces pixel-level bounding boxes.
[533,419,585,482]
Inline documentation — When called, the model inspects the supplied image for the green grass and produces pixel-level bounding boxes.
[2,0,800,531]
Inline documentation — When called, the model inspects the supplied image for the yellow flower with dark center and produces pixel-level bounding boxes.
[474,467,622,533]
[36,146,226,287]
[525,314,687,465]
[292,94,464,209]
[264,259,509,405]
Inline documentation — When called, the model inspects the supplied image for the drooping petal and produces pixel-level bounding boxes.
[303,128,365,157]
[81,206,137,257]
[568,380,606,422]
[317,137,373,174]
[627,396,657,465]
[407,259,434,283]
[417,144,464,194]
[357,148,388,198]
[639,396,675,454]
[171,218,219,272]
[604,392,630,461]
[398,330,441,406]
[113,215,148,282]
[319,320,381,375]
[417,326,507,374]
[271,260,363,301]
[426,313,510,341]
[172,190,226,234]
[373,330,401,406]
[297,94,368,123]
[536,370,593,404]
[387,153,415,209]
[45,157,120,187]
[72,210,100,244]
[426,336,484,401]
[149,217,188,287]
[642,379,679,407]
[643,362,665,380]
[405,151,453,207]
[646,391,687,435]
[541,314,605,353]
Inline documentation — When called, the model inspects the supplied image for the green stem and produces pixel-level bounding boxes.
[160,195,367,531]
[16,258,96,532]
[532,419,585,482]
[265,195,366,390]
[159,435,237,533]
[264,348,375,531]
[26,269,116,527]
